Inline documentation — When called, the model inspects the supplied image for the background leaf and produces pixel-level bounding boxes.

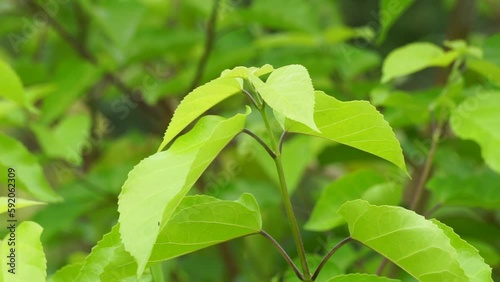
[381,42,458,83]
[377,0,415,44]
[118,111,248,275]
[288,91,407,173]
[338,200,469,281]
[149,193,261,261]
[450,91,500,173]
[0,60,27,107]
[0,133,61,202]
[0,197,45,214]
[306,170,401,231]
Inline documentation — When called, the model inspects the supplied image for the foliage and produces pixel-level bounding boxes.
[0,0,499,281]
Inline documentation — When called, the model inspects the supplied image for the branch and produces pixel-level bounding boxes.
[260,230,303,281]
[279,131,287,154]
[312,237,352,280]
[188,0,221,91]
[241,129,277,159]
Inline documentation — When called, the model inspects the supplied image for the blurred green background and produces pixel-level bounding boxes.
[0,0,499,281]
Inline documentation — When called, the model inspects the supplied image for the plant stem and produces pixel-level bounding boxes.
[312,237,352,280]
[259,107,311,281]
[241,129,276,159]
[260,230,303,280]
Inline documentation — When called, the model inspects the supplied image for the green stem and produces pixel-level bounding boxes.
[150,263,165,282]
[259,107,312,281]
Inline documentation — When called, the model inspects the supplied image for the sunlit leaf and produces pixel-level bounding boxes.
[288,91,407,173]
[381,42,458,83]
[450,92,500,173]
[150,193,261,261]
[377,0,415,44]
[0,133,61,202]
[0,60,27,107]
[119,110,249,275]
[0,222,46,281]
[0,197,45,214]
[250,64,319,132]
[432,219,493,282]
[326,273,400,282]
[157,77,242,151]
[338,200,469,281]
[306,170,400,231]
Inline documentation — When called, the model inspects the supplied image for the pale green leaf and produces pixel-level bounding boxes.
[381,43,459,83]
[377,0,415,44]
[157,76,242,151]
[119,110,249,275]
[432,219,493,282]
[288,91,407,173]
[221,64,274,79]
[250,64,319,131]
[467,60,500,84]
[150,193,261,261]
[306,170,401,231]
[0,221,46,282]
[49,263,84,282]
[0,60,27,107]
[326,273,400,282]
[0,197,45,214]
[338,200,469,282]
[0,133,61,202]
[450,92,500,173]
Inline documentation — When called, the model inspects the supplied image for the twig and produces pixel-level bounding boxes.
[376,258,390,276]
[278,131,287,154]
[312,237,352,280]
[188,0,221,91]
[260,230,303,281]
[241,129,276,159]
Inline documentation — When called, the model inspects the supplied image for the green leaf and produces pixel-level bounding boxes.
[221,64,274,79]
[0,60,27,107]
[288,91,407,174]
[450,92,500,173]
[250,64,319,131]
[0,197,45,214]
[32,114,92,165]
[467,59,500,84]
[84,0,145,47]
[338,200,469,281]
[0,221,46,281]
[0,133,61,202]
[483,34,500,66]
[157,76,242,151]
[326,273,400,282]
[377,0,415,44]
[431,219,493,282]
[118,110,249,276]
[49,263,84,282]
[150,193,261,261]
[381,42,459,83]
[306,170,400,231]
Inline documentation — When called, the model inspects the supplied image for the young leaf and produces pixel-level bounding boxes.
[0,221,46,281]
[118,110,249,276]
[249,64,319,132]
[450,92,500,173]
[157,76,242,151]
[306,170,401,231]
[381,42,458,83]
[377,0,415,44]
[0,60,27,107]
[221,64,274,79]
[431,219,493,282]
[0,197,45,214]
[0,133,62,202]
[149,193,261,261]
[338,200,469,281]
[49,263,84,282]
[288,91,407,174]
[326,273,400,282]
